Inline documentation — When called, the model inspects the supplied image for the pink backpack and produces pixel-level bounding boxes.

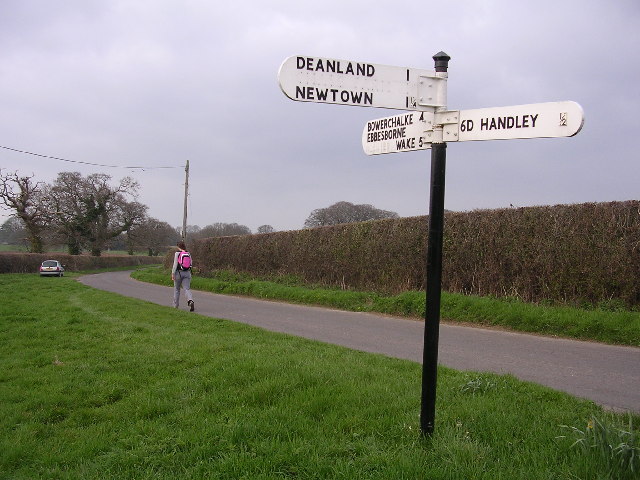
[177,251,192,270]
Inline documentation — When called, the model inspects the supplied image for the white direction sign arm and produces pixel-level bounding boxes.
[443,101,584,142]
[278,55,445,111]
[362,111,435,155]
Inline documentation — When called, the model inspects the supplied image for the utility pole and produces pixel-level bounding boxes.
[182,160,189,242]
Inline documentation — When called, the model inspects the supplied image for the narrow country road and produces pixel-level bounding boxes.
[79,271,640,414]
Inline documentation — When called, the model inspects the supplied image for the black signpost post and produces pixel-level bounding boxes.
[420,52,450,436]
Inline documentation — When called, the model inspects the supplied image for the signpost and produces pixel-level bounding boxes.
[278,52,584,436]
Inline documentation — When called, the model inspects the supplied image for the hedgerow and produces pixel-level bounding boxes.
[176,201,640,308]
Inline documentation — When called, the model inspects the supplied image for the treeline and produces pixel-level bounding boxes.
[0,169,271,256]
[0,170,176,256]
[0,251,159,274]
[184,201,640,308]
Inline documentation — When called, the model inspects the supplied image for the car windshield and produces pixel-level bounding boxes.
[42,261,58,267]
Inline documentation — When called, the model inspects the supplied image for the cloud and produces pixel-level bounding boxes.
[1,0,638,232]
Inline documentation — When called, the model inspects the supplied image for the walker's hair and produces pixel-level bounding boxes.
[177,241,186,250]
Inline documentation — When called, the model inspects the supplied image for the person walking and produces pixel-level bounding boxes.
[171,241,195,311]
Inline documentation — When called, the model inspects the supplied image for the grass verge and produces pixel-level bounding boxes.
[1,272,638,479]
[132,267,640,347]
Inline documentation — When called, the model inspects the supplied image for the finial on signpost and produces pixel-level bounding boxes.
[433,51,451,73]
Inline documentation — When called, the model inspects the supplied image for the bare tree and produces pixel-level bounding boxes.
[197,222,252,238]
[47,172,87,254]
[0,170,48,252]
[49,172,144,256]
[304,201,399,228]
[257,225,275,234]
[0,217,27,246]
[119,201,149,254]
[179,225,201,241]
[126,217,178,256]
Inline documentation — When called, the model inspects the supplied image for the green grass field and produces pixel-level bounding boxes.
[1,271,638,479]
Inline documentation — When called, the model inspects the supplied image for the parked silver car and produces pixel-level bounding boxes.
[39,260,65,277]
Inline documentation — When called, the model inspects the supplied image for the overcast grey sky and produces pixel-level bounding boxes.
[1,0,638,232]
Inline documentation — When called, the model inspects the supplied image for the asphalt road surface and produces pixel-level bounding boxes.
[79,271,640,414]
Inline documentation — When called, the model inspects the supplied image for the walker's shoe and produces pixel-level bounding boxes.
[188,300,194,312]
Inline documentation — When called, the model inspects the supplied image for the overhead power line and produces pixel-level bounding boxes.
[1,144,182,170]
